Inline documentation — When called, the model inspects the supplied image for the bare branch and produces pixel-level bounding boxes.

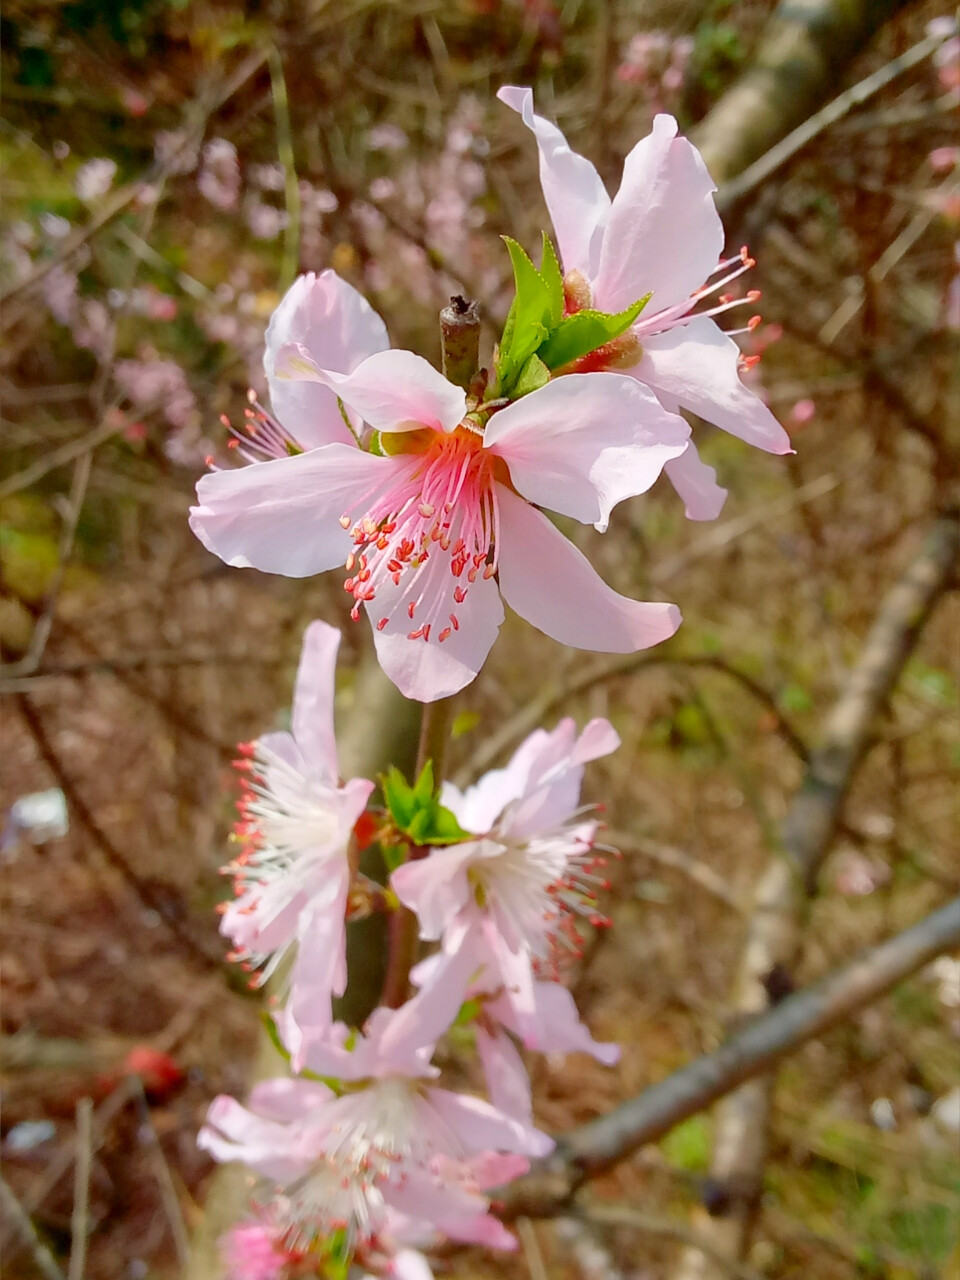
[0,1175,66,1280]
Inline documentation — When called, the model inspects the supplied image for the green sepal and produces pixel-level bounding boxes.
[538,293,652,371]
[512,352,550,399]
[454,997,482,1027]
[380,840,409,874]
[368,429,385,456]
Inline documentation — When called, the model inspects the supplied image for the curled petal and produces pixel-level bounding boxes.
[663,440,728,521]
[497,86,610,279]
[476,1025,533,1122]
[264,270,388,447]
[427,1086,554,1158]
[495,484,681,653]
[595,115,724,316]
[485,373,689,531]
[636,316,792,454]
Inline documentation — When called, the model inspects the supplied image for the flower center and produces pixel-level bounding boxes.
[468,824,610,974]
[341,426,501,643]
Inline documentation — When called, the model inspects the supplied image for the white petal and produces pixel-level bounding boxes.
[663,440,728,520]
[594,115,725,315]
[265,270,389,447]
[368,554,504,701]
[497,86,610,280]
[637,316,792,453]
[485,373,689,531]
[495,484,682,652]
[190,445,395,577]
[291,349,466,435]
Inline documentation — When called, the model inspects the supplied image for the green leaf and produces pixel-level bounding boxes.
[381,765,416,828]
[412,759,435,804]
[381,841,408,873]
[451,709,481,739]
[539,232,564,329]
[512,353,550,399]
[454,997,482,1027]
[260,1010,291,1063]
[428,803,473,845]
[539,294,652,371]
[497,236,553,388]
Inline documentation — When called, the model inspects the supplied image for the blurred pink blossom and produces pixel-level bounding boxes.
[198,138,241,210]
[929,146,959,172]
[73,299,114,361]
[220,1222,295,1280]
[154,129,199,175]
[42,265,79,325]
[75,158,117,202]
[40,213,71,240]
[249,162,285,192]
[367,123,409,151]
[114,355,195,429]
[790,398,816,425]
[246,200,288,240]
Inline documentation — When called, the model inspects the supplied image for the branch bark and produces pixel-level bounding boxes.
[495,895,960,1219]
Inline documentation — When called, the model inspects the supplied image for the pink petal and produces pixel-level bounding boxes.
[476,1026,532,1122]
[278,348,466,435]
[377,942,479,1065]
[485,373,689,531]
[497,86,610,279]
[389,1251,436,1280]
[663,440,728,520]
[571,717,621,766]
[190,445,394,577]
[438,748,536,833]
[594,114,724,316]
[286,864,351,1038]
[390,844,478,939]
[246,1077,334,1121]
[495,484,682,652]
[637,316,792,453]
[264,270,388,448]
[525,981,620,1064]
[383,1171,514,1251]
[427,1086,554,1158]
[291,620,341,777]
[368,559,504,701]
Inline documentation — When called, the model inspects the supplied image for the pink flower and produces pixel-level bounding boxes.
[198,1029,544,1256]
[393,717,621,1064]
[221,620,374,1035]
[191,316,688,702]
[75,158,117,202]
[498,86,792,521]
[220,1221,296,1280]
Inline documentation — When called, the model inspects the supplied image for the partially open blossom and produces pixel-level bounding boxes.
[498,85,792,520]
[192,313,689,699]
[221,1221,302,1280]
[393,717,621,1061]
[220,620,374,1036]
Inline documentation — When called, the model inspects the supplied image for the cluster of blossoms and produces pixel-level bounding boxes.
[193,88,790,1278]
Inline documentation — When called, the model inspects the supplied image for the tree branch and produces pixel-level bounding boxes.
[495,895,960,1218]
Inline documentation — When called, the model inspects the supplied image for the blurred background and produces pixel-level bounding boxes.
[1,1,958,1277]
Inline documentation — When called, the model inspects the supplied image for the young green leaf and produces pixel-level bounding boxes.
[539,293,652,371]
[512,352,550,398]
[539,232,564,329]
[381,766,416,828]
[497,237,553,388]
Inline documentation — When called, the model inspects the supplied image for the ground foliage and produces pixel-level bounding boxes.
[1,1,958,1277]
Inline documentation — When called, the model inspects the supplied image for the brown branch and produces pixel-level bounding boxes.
[668,506,959,1278]
[495,895,960,1218]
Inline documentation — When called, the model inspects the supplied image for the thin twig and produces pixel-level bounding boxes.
[495,895,960,1218]
[267,45,300,292]
[132,1077,191,1266]
[0,417,123,500]
[1,646,285,694]
[610,833,744,913]
[0,1175,66,1280]
[68,1098,93,1280]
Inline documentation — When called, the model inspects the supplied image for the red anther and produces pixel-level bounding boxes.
[204,455,215,467]
[740,353,761,370]
[747,314,762,331]
[438,627,452,642]
[747,289,761,301]
[467,567,478,583]
[408,601,416,619]
[421,624,431,641]
[739,244,750,261]
[344,577,355,592]
[345,552,356,572]
[377,617,389,631]
[449,612,460,630]
[408,626,426,640]
[339,515,351,529]
[357,568,371,583]
[454,586,467,604]
[376,536,389,550]
[237,741,255,756]
[219,414,231,428]
[350,604,360,621]
[247,387,258,402]
[483,564,496,579]
[718,292,733,304]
